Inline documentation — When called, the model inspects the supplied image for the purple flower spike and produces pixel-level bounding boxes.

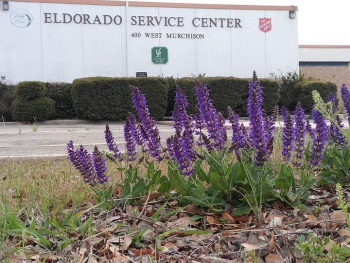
[130,86,163,161]
[327,94,347,146]
[228,106,248,151]
[170,87,195,176]
[105,124,123,161]
[309,108,328,166]
[293,102,306,166]
[76,145,97,185]
[264,106,278,157]
[248,71,267,166]
[92,146,109,184]
[281,106,294,162]
[194,81,227,151]
[341,84,350,127]
[124,115,137,162]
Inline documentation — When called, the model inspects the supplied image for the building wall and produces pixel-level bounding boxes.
[300,65,350,88]
[0,1,299,83]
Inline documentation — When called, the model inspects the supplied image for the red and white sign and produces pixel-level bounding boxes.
[259,18,272,33]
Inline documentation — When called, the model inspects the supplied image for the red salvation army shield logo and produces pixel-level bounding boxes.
[259,18,272,33]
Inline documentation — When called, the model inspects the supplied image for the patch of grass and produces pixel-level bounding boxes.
[0,158,123,213]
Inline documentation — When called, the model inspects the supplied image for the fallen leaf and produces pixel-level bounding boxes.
[269,237,275,250]
[109,245,127,262]
[129,248,159,259]
[265,253,284,263]
[139,192,162,203]
[330,211,346,221]
[168,216,200,228]
[205,216,221,225]
[221,212,236,223]
[338,229,350,237]
[242,243,259,251]
[122,234,132,251]
[325,239,337,252]
[267,215,284,228]
[307,213,319,222]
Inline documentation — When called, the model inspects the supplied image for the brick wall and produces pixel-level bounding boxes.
[300,65,350,108]
[300,65,350,88]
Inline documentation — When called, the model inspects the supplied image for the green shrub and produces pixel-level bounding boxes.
[168,77,280,117]
[12,97,55,122]
[15,81,47,101]
[72,77,168,121]
[46,82,75,119]
[277,72,304,111]
[0,84,15,121]
[296,81,337,113]
[12,81,55,122]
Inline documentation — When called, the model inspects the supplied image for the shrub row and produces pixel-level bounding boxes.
[0,83,15,121]
[1,76,338,122]
[71,77,168,121]
[167,77,280,117]
[278,73,337,113]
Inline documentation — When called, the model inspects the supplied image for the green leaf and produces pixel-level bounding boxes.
[231,206,251,216]
[190,215,204,221]
[195,161,209,182]
[151,202,167,220]
[168,163,190,195]
[209,172,228,193]
[80,214,92,235]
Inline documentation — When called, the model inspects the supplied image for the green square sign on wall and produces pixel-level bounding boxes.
[152,47,168,64]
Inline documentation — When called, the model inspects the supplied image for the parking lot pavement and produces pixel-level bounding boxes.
[0,118,338,159]
[0,122,175,159]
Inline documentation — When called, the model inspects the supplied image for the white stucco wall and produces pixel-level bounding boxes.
[299,47,350,62]
[0,1,299,83]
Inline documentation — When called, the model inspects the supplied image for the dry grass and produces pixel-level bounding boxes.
[0,158,123,212]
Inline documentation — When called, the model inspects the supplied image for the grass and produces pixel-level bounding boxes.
[0,158,116,213]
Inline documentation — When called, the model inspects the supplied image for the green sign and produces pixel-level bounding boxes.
[152,47,168,64]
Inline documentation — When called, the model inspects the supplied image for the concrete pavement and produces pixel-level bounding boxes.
[0,121,176,159]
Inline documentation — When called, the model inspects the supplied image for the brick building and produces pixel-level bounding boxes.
[299,45,350,90]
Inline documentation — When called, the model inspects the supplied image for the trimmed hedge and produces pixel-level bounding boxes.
[296,81,337,113]
[167,77,280,117]
[0,83,15,121]
[12,81,55,122]
[46,82,75,119]
[15,81,47,101]
[72,77,169,121]
[12,97,55,122]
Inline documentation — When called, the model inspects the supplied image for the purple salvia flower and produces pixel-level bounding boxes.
[194,107,206,147]
[341,84,350,127]
[172,86,189,135]
[67,140,79,166]
[194,81,227,150]
[166,137,175,159]
[170,87,195,175]
[305,119,315,138]
[124,115,137,161]
[105,124,123,161]
[327,94,347,146]
[172,134,195,176]
[281,107,294,162]
[76,145,97,185]
[248,71,267,166]
[309,108,328,166]
[130,86,163,161]
[92,146,109,184]
[228,106,248,151]
[293,102,306,166]
[264,106,278,158]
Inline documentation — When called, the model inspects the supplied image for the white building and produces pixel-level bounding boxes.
[0,1,299,83]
